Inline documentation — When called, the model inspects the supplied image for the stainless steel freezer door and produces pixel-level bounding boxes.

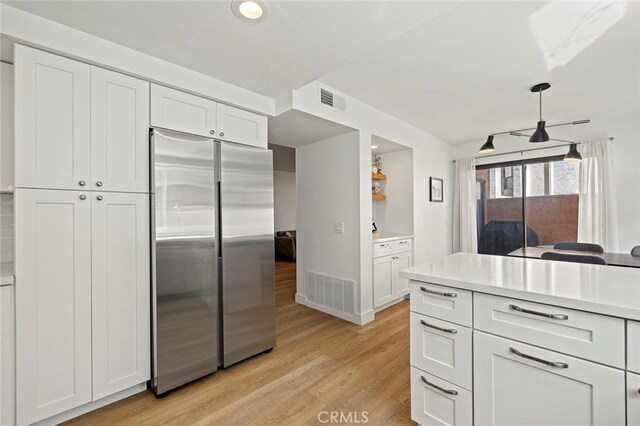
[151,129,218,394]
[220,142,275,367]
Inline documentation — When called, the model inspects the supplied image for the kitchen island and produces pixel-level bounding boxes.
[400,253,640,426]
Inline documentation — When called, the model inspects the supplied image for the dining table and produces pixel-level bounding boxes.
[508,246,640,268]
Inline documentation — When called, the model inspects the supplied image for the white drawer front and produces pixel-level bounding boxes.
[628,321,640,373]
[373,242,394,258]
[390,239,412,255]
[411,367,472,426]
[474,293,625,368]
[410,283,472,327]
[410,312,472,390]
[628,372,640,426]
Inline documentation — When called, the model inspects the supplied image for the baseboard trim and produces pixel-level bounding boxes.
[295,293,374,325]
[374,293,410,313]
[32,383,147,426]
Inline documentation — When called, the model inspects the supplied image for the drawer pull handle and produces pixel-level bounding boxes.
[421,376,458,395]
[399,241,408,244]
[420,319,457,334]
[509,304,568,320]
[510,347,568,369]
[420,286,457,298]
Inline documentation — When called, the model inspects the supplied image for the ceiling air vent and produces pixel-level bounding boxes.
[319,87,347,112]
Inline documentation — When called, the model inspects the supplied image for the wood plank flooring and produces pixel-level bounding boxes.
[66,261,412,425]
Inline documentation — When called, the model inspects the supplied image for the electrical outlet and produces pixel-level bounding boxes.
[334,221,345,234]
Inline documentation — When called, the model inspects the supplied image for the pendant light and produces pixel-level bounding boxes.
[529,83,550,143]
[563,143,582,163]
[479,135,495,153]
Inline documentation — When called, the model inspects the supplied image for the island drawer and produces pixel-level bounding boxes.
[474,293,625,368]
[411,367,472,426]
[410,283,472,327]
[627,321,640,373]
[410,312,472,390]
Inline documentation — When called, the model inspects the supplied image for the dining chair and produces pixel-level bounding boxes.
[553,242,605,253]
[632,246,640,256]
[541,252,607,265]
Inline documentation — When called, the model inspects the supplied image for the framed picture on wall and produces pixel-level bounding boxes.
[430,177,443,202]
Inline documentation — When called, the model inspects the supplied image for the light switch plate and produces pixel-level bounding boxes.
[334,221,345,234]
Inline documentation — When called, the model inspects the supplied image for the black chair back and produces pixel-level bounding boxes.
[632,246,640,256]
[553,242,605,253]
[541,252,607,265]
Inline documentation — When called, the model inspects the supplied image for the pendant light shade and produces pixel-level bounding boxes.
[529,120,549,142]
[564,143,582,163]
[479,135,495,154]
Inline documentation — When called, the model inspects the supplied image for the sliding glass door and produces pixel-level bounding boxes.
[476,157,579,256]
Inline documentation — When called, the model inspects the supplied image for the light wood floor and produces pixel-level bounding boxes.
[66,261,412,425]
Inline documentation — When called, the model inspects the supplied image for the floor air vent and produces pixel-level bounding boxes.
[306,271,356,315]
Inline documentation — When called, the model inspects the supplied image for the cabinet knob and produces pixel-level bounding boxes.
[96,181,103,187]
[79,180,86,186]
[219,132,225,137]
[96,195,103,201]
[210,130,215,135]
[79,194,86,200]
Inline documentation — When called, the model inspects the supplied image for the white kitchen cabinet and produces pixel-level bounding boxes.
[1,284,15,426]
[15,189,92,425]
[150,84,217,138]
[15,45,91,191]
[411,367,472,426]
[474,331,625,426]
[216,103,267,148]
[91,192,150,400]
[91,67,150,193]
[391,251,410,295]
[1,62,15,191]
[628,372,640,426]
[373,239,412,309]
[373,256,394,307]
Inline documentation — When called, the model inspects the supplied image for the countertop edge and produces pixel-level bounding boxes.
[372,234,414,244]
[402,271,640,321]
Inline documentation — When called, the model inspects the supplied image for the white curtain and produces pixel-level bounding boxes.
[578,138,618,250]
[453,158,478,253]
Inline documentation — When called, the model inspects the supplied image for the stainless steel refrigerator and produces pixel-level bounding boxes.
[150,128,275,396]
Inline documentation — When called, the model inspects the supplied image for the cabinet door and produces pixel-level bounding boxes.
[15,45,91,191]
[15,189,92,425]
[391,251,411,296]
[91,67,150,193]
[373,256,394,308]
[474,331,625,426]
[150,84,216,138]
[628,372,640,426]
[411,367,472,426]
[92,192,150,400]
[216,103,267,148]
[1,284,15,426]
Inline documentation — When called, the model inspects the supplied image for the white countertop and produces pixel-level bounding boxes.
[372,234,413,244]
[401,253,640,320]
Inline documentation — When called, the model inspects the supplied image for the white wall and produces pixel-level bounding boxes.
[273,170,296,231]
[296,131,362,317]
[452,114,640,253]
[373,149,414,235]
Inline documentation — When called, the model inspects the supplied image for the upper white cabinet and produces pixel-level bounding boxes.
[15,45,150,193]
[150,84,217,138]
[216,103,267,148]
[15,45,91,191]
[91,192,150,400]
[151,84,267,148]
[15,189,92,425]
[91,67,149,193]
[1,62,15,191]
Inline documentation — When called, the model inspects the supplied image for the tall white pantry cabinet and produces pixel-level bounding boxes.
[14,45,150,425]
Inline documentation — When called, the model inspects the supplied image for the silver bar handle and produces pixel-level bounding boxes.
[420,319,457,334]
[510,347,568,369]
[421,376,458,395]
[510,304,568,320]
[420,286,457,298]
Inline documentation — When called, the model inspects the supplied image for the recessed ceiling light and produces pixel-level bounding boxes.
[371,145,379,149]
[232,0,268,22]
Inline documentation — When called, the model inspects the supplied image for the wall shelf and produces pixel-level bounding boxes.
[372,194,387,201]
[372,173,387,181]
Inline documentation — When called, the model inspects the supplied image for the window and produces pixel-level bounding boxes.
[476,156,580,256]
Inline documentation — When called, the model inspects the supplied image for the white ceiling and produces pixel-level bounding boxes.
[371,135,410,155]
[5,1,639,145]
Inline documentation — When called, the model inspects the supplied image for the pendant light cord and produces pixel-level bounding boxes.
[539,90,543,121]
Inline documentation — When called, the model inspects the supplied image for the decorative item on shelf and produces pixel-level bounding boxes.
[430,177,443,202]
[372,181,381,195]
[476,82,591,163]
[371,154,382,174]
[372,222,380,238]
